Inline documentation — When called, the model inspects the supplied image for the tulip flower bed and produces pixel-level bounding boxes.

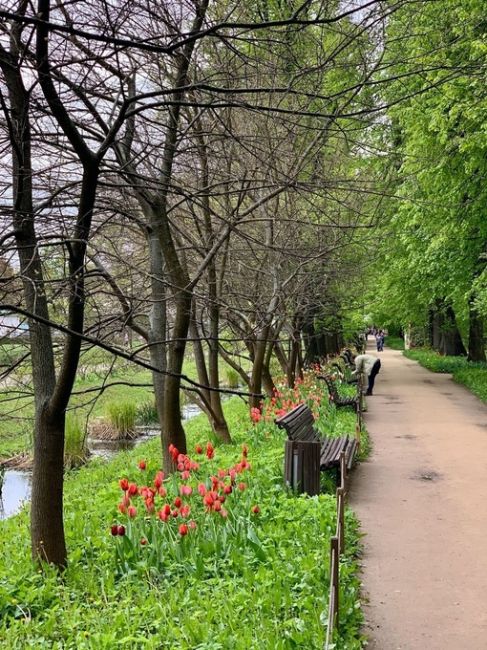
[111,444,267,578]
[0,376,365,649]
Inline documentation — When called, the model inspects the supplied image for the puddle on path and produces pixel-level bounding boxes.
[410,469,442,482]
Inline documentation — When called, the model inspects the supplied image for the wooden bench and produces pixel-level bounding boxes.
[276,404,358,492]
[340,349,355,368]
[330,362,358,385]
[318,374,358,409]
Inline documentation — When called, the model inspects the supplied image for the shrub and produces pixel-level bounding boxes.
[105,401,137,437]
[64,414,88,469]
[136,400,159,426]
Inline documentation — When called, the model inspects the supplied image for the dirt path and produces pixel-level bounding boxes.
[349,341,487,649]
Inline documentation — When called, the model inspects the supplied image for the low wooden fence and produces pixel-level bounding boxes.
[325,376,363,649]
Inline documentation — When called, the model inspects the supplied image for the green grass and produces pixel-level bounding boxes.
[64,414,88,469]
[0,385,365,649]
[403,348,487,404]
[384,336,404,350]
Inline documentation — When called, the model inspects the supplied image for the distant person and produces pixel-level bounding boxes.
[352,353,381,396]
[375,329,385,352]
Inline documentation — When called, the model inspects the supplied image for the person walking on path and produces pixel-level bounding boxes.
[375,329,385,352]
[352,353,381,395]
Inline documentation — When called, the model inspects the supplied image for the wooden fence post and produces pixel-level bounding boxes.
[339,451,346,492]
[336,487,345,554]
[331,535,339,627]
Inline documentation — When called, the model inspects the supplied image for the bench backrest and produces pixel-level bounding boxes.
[275,403,320,442]
[318,375,339,398]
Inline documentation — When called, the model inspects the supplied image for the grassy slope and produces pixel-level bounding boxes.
[403,349,487,403]
[0,388,365,649]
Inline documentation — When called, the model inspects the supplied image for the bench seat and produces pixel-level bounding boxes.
[317,375,358,409]
[275,403,357,473]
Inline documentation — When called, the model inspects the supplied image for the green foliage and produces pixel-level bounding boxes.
[368,0,487,334]
[385,336,404,351]
[403,349,472,374]
[0,387,365,648]
[225,368,240,389]
[135,400,159,426]
[64,414,88,469]
[105,401,137,436]
[404,348,487,403]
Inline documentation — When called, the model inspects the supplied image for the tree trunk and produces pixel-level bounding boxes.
[147,230,167,434]
[262,341,276,396]
[162,291,191,470]
[1,34,64,566]
[250,333,267,410]
[31,410,66,566]
[440,305,466,356]
[467,296,485,362]
[207,267,231,442]
[431,301,443,351]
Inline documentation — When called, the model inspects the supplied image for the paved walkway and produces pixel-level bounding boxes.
[349,342,487,649]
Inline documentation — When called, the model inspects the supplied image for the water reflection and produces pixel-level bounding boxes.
[0,470,31,520]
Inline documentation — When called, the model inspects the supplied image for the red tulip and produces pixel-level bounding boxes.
[223,485,232,495]
[206,441,214,460]
[128,483,137,496]
[195,444,203,454]
[154,474,163,489]
[238,482,246,491]
[174,496,182,508]
[110,524,119,536]
[162,504,171,516]
[119,478,129,491]
[252,505,260,514]
[197,483,207,496]
[180,504,191,518]
[117,525,126,536]
[168,444,179,462]
[179,523,188,536]
[250,407,261,423]
[140,538,148,546]
[180,485,192,496]
[128,505,137,518]
[138,460,146,470]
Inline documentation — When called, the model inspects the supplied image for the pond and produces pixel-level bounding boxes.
[0,401,204,520]
[0,470,32,520]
